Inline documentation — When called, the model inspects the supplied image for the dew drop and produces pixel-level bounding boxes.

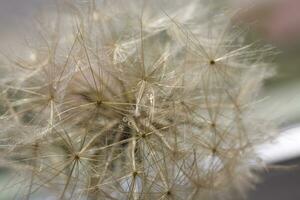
[122,117,128,122]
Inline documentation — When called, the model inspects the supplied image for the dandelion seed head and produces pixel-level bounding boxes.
[0,0,277,199]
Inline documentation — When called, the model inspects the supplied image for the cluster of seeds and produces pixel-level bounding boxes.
[0,0,275,199]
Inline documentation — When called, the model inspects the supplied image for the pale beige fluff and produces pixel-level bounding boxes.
[0,0,276,199]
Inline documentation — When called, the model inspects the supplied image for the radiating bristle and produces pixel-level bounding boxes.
[0,0,277,200]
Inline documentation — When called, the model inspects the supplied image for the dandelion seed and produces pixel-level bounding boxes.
[93,12,100,21]
[29,53,37,62]
[209,60,216,65]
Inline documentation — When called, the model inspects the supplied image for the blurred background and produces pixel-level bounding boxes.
[0,0,299,199]
[234,0,300,199]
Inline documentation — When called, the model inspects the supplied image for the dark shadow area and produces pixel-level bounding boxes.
[248,158,300,200]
